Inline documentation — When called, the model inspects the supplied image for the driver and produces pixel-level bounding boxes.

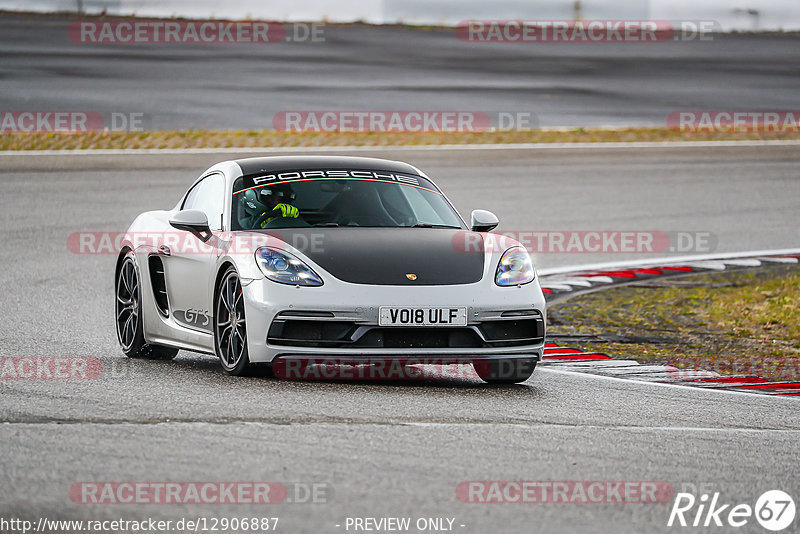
[239,184,299,229]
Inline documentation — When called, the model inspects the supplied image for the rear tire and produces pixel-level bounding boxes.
[474,358,536,384]
[115,252,178,360]
[214,266,254,376]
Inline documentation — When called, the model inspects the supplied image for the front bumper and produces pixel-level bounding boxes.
[241,276,546,364]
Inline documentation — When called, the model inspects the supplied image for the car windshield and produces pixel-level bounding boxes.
[231,170,465,230]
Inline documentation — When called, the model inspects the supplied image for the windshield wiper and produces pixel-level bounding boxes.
[313,222,339,227]
[410,223,461,229]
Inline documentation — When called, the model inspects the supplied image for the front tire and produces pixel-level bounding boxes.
[115,252,178,360]
[214,266,253,376]
[474,358,537,384]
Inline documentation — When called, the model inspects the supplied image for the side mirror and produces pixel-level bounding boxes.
[470,209,499,232]
[169,209,212,242]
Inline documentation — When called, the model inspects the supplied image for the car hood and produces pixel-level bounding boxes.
[254,228,485,286]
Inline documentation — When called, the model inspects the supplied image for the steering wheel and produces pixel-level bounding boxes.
[260,216,309,229]
[253,210,281,229]
[334,215,376,227]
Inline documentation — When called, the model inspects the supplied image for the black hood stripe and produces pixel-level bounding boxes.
[260,228,485,286]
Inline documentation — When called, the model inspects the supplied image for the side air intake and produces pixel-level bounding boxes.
[148,256,169,317]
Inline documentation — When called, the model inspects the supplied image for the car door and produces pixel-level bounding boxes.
[162,172,225,333]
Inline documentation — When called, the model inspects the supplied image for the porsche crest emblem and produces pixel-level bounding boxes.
[406,273,418,280]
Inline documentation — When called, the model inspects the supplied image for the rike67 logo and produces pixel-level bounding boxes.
[668,489,796,531]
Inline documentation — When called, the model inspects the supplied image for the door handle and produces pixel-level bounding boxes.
[157,245,171,256]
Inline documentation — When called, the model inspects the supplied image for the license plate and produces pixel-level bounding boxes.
[379,306,467,327]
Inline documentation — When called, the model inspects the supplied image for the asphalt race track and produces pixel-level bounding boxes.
[2,13,800,128]
[1,145,799,533]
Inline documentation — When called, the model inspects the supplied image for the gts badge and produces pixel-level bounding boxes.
[174,309,212,332]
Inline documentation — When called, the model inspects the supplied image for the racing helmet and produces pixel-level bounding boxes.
[260,184,296,204]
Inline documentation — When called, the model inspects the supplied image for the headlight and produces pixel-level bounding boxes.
[495,246,535,286]
[255,247,323,286]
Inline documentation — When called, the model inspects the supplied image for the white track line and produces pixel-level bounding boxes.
[539,368,799,401]
[404,421,800,433]
[2,139,800,156]
[538,249,800,276]
[9,420,798,432]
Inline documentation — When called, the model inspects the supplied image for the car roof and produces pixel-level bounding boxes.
[233,155,422,177]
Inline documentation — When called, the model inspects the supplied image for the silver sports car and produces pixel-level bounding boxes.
[115,156,546,383]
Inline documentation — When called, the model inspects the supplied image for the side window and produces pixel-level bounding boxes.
[182,173,225,230]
